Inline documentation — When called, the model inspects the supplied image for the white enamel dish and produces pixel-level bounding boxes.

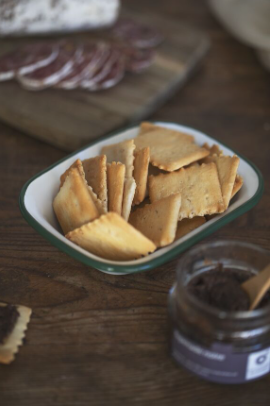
[19,122,264,275]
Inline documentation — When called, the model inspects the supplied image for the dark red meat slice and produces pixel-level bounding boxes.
[57,43,105,89]
[0,43,58,82]
[112,18,163,49]
[87,58,125,91]
[120,46,155,73]
[17,42,82,91]
[81,45,121,89]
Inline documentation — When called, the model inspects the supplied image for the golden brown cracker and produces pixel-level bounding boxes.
[66,213,156,261]
[175,217,206,240]
[101,139,135,179]
[231,174,243,199]
[107,162,125,215]
[82,155,107,212]
[202,143,223,156]
[129,194,181,247]
[122,178,136,221]
[149,162,225,219]
[135,126,209,171]
[204,154,240,209]
[133,147,150,205]
[60,159,104,214]
[53,167,100,234]
[0,303,32,364]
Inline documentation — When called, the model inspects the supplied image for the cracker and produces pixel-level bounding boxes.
[66,213,156,261]
[135,125,209,171]
[149,162,225,219]
[133,147,150,205]
[107,162,126,215]
[60,159,104,214]
[175,217,206,240]
[202,143,223,156]
[203,154,240,209]
[122,178,136,221]
[129,194,181,247]
[101,139,135,179]
[53,167,100,234]
[231,174,243,199]
[0,303,32,364]
[82,155,108,212]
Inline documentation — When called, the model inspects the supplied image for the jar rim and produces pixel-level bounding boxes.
[176,239,270,320]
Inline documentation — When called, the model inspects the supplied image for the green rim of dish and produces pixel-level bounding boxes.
[19,121,264,275]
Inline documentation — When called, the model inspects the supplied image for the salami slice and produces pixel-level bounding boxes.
[57,43,107,90]
[121,46,155,73]
[112,18,163,49]
[81,45,120,89]
[87,58,125,91]
[17,42,82,91]
[0,43,58,82]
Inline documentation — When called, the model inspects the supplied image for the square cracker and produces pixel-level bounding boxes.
[202,143,223,156]
[66,212,156,261]
[175,217,206,240]
[203,154,240,209]
[135,125,209,171]
[129,194,181,247]
[0,303,32,364]
[149,162,225,220]
[107,162,125,215]
[231,174,243,199]
[60,159,104,214]
[133,147,150,205]
[122,178,136,221]
[101,139,135,179]
[82,155,107,212]
[54,167,100,234]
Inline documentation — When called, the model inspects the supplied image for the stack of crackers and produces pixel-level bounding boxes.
[53,123,243,261]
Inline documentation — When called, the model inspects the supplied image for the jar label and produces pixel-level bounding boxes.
[172,329,270,384]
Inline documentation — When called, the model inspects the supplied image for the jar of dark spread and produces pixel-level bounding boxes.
[169,240,270,384]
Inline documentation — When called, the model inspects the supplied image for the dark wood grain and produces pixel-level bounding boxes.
[0,0,270,405]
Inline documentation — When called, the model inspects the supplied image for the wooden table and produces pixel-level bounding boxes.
[0,1,270,404]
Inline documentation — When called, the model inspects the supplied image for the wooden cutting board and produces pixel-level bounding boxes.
[0,11,209,151]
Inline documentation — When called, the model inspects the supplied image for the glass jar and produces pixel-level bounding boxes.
[169,240,270,384]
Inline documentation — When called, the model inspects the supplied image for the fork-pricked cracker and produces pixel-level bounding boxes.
[133,147,150,205]
[60,158,104,214]
[202,143,223,156]
[135,126,209,171]
[231,174,243,199]
[129,194,182,247]
[107,162,125,215]
[54,167,100,234]
[175,217,206,240]
[203,154,240,209]
[82,155,108,212]
[122,178,136,221]
[0,303,32,364]
[101,139,135,179]
[149,162,225,220]
[66,213,156,261]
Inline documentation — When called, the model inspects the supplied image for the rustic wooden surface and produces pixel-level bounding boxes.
[0,0,270,404]
[0,9,208,151]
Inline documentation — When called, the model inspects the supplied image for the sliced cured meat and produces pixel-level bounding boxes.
[81,45,120,89]
[121,46,155,73]
[112,18,163,49]
[57,43,107,90]
[0,43,59,82]
[87,58,125,91]
[17,42,82,91]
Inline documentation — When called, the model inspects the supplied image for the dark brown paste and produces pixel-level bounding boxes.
[188,267,270,312]
[0,305,19,344]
